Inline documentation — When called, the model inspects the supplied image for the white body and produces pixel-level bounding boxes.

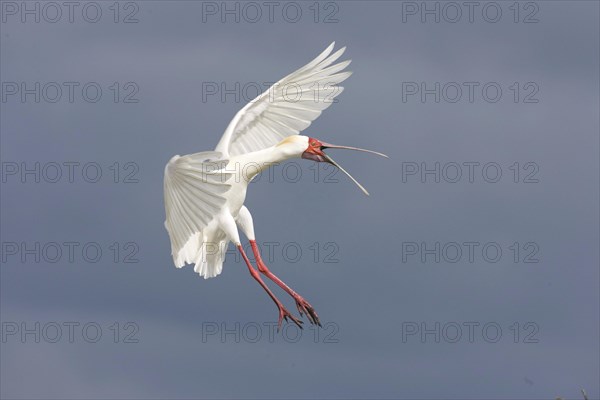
[164,43,351,278]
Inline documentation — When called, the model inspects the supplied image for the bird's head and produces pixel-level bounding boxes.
[278,135,388,195]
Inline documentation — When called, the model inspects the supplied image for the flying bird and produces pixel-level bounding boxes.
[164,43,387,329]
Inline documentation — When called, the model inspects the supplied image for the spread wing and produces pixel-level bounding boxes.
[163,151,232,267]
[214,42,351,158]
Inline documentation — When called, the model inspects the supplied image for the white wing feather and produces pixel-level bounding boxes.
[163,151,232,270]
[215,42,351,157]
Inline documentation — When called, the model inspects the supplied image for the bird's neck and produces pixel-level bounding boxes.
[230,146,298,181]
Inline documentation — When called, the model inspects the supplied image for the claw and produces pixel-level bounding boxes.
[296,302,308,318]
[295,298,321,327]
[277,305,303,332]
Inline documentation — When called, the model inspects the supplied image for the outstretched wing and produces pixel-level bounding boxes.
[163,151,232,268]
[214,42,351,158]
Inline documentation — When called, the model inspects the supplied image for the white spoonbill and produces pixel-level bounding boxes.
[164,43,387,329]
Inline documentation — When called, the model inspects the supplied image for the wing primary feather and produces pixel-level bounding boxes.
[163,153,231,264]
[215,43,350,158]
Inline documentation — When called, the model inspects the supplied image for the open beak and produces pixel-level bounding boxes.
[302,141,388,196]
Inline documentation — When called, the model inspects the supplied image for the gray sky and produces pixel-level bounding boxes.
[1,1,599,399]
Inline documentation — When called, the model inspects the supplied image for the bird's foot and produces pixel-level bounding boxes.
[295,297,321,327]
[277,304,303,331]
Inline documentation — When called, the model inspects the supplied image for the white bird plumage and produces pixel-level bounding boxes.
[164,43,385,328]
[215,42,351,158]
[164,42,350,278]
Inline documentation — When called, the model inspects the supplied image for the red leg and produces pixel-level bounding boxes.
[237,245,302,331]
[250,240,321,326]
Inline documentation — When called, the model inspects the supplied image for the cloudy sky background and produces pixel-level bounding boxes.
[1,1,599,399]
